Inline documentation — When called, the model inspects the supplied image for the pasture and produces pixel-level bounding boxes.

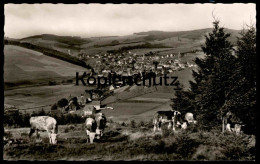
[3,121,255,160]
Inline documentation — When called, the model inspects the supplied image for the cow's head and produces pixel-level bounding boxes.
[173,111,182,125]
[50,133,58,144]
[96,128,103,139]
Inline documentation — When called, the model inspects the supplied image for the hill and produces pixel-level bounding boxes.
[10,28,240,57]
[4,45,88,89]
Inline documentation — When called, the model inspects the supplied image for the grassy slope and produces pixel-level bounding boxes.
[4,45,88,88]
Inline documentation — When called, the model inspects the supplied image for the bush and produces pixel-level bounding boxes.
[48,81,57,86]
[51,104,58,110]
[138,121,145,127]
[130,120,136,128]
[67,79,73,83]
[121,122,126,126]
[64,127,70,133]
[173,132,201,159]
[57,98,69,108]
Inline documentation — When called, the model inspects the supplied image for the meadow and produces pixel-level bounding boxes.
[3,120,255,161]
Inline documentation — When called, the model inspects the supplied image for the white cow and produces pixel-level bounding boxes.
[29,116,58,144]
[180,112,197,130]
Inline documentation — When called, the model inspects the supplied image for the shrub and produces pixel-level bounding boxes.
[48,81,57,86]
[130,120,136,128]
[174,132,201,159]
[38,109,46,116]
[64,127,70,133]
[51,104,58,110]
[138,121,145,127]
[57,98,69,108]
[67,79,73,83]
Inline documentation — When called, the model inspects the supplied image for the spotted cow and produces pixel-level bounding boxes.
[85,117,97,143]
[153,110,182,133]
[222,111,244,135]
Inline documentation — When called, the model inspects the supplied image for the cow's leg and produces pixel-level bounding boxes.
[29,128,35,139]
[100,130,103,137]
[153,120,158,133]
[47,132,52,144]
[153,124,157,133]
[36,130,40,139]
[168,122,172,129]
[158,121,162,131]
[89,133,95,144]
[222,117,225,133]
[226,124,231,132]
[86,130,90,143]
[172,123,176,132]
[234,124,241,135]
[96,129,100,139]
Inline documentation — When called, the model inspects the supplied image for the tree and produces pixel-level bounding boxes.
[153,61,159,70]
[172,20,236,130]
[131,59,136,70]
[171,21,256,134]
[221,25,256,134]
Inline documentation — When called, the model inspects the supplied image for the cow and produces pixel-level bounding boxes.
[180,112,197,130]
[94,113,107,139]
[153,110,182,133]
[85,117,97,143]
[29,116,58,144]
[222,111,244,135]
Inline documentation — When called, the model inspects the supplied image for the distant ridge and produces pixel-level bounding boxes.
[6,28,240,41]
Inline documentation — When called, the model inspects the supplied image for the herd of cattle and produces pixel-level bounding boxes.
[24,109,244,145]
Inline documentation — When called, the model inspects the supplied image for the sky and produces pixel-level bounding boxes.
[4,3,256,39]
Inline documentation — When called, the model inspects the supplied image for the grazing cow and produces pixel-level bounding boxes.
[94,113,107,139]
[222,111,244,135]
[85,117,97,143]
[29,116,58,144]
[153,110,182,133]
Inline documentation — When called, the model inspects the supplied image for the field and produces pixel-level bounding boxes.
[4,45,88,88]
